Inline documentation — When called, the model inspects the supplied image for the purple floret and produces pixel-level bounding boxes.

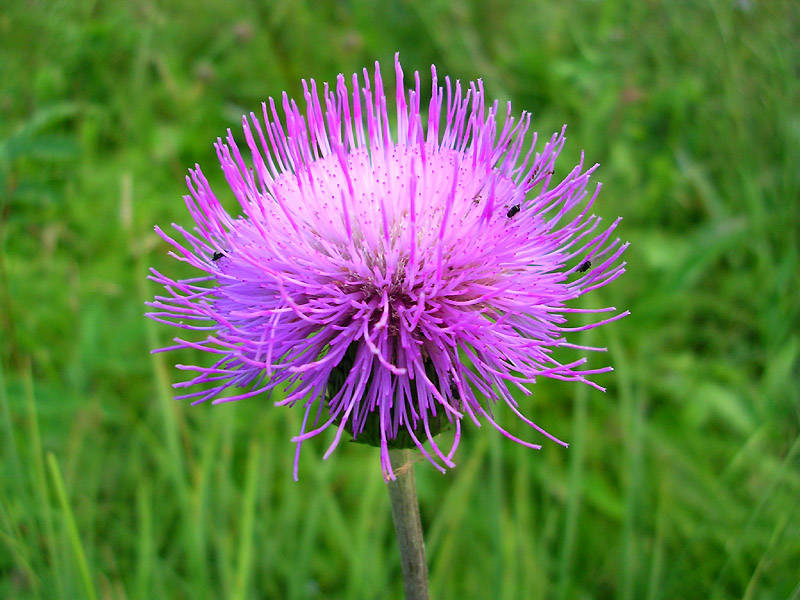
[147,54,628,480]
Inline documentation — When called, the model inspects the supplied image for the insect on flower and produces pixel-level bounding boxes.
[147,54,629,480]
[212,251,225,261]
[578,260,592,273]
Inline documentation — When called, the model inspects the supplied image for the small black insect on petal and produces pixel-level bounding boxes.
[507,204,521,218]
[578,260,592,273]
[212,251,225,261]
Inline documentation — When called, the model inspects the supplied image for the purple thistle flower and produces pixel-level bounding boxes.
[147,54,628,480]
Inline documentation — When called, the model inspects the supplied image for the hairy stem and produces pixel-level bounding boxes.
[387,448,430,600]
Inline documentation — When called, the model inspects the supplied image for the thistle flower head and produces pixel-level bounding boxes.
[147,54,628,480]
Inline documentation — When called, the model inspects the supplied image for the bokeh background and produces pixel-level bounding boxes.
[2,1,798,598]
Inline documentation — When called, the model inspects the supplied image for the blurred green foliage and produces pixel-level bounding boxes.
[1,0,799,598]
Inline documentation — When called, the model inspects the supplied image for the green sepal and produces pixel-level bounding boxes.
[327,343,453,449]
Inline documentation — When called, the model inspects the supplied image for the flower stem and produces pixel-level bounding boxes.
[388,448,430,600]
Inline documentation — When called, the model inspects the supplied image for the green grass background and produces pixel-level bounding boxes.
[1,0,799,598]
